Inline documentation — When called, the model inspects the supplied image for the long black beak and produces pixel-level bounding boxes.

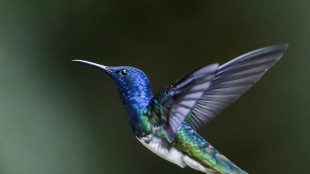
[72,59,112,73]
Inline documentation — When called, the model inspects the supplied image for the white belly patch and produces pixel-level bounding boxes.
[137,136,209,173]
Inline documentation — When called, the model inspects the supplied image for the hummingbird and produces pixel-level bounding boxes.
[73,45,288,174]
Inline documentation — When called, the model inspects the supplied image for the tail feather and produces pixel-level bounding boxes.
[173,122,248,174]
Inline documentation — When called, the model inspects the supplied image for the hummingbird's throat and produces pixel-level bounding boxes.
[118,87,153,123]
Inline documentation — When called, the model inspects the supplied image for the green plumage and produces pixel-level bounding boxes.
[140,97,246,174]
[173,123,246,174]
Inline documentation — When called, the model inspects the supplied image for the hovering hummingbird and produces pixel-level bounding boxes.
[73,45,288,174]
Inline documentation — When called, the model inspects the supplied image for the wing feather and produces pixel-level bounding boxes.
[188,45,288,130]
[159,45,288,141]
[162,64,219,142]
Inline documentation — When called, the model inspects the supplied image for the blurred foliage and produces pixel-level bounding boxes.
[0,0,309,174]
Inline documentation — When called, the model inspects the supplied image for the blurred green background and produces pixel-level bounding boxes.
[0,1,309,174]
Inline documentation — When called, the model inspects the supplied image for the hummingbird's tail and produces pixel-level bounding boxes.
[207,149,248,174]
[184,142,248,174]
[174,123,248,174]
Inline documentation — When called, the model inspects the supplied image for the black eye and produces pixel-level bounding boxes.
[120,69,128,76]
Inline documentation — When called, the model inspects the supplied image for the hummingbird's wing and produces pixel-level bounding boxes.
[160,45,288,142]
[159,63,219,142]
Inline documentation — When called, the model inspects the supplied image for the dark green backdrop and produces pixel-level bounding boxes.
[0,1,309,174]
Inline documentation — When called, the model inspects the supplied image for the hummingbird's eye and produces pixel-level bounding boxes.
[120,69,128,76]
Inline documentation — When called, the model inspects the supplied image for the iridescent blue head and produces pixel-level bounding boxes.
[73,60,153,125]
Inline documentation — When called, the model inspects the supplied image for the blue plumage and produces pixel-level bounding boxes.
[108,66,153,126]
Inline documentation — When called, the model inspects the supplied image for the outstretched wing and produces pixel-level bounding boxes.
[160,45,288,142]
[162,63,219,142]
[187,44,288,131]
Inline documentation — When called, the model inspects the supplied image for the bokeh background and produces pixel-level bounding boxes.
[0,1,309,174]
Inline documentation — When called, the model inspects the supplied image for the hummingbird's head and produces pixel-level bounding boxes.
[106,65,151,93]
[73,60,153,117]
